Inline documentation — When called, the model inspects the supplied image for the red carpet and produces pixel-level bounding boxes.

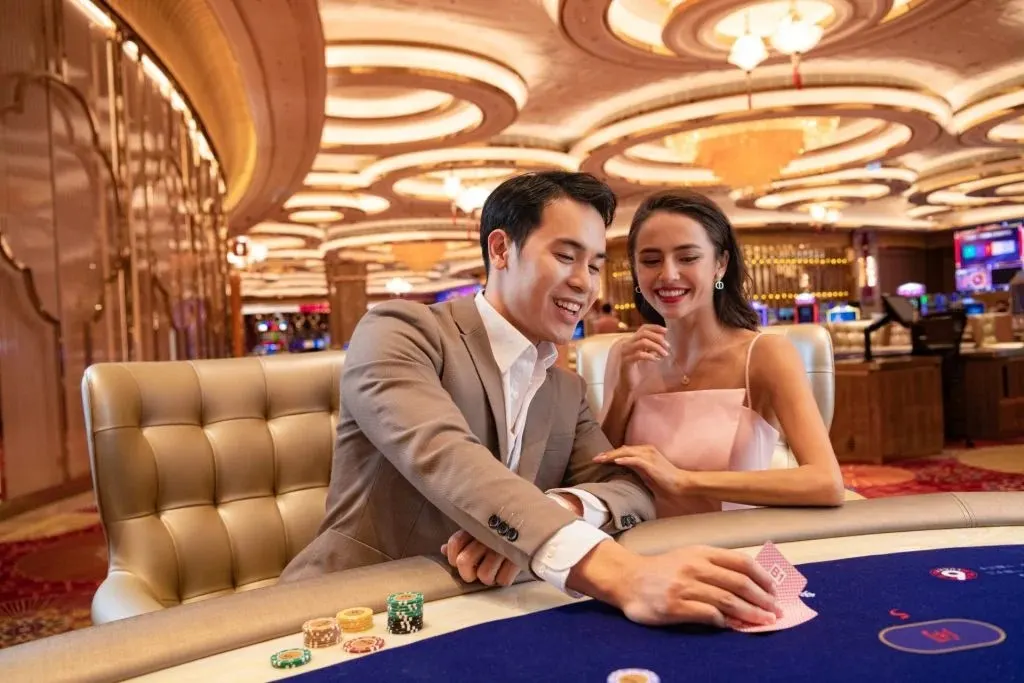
[842,457,1024,498]
[0,519,106,649]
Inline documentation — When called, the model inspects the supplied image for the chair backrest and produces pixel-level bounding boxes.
[82,351,345,607]
[574,324,835,433]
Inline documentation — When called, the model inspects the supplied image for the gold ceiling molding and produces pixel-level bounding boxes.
[106,0,327,231]
[732,166,915,210]
[954,85,1024,149]
[559,0,972,69]
[364,147,579,207]
[105,0,254,210]
[575,85,947,190]
[907,154,1024,212]
[321,43,527,155]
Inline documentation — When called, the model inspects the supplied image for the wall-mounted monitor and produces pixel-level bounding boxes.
[953,219,1023,292]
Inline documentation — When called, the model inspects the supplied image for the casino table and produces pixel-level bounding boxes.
[2,492,1023,683]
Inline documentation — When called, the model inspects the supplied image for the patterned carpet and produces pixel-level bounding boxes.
[1,444,1024,650]
[0,499,105,649]
[841,441,1024,498]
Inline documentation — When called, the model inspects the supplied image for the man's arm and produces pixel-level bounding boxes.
[341,301,578,571]
[549,373,656,533]
[358,305,781,629]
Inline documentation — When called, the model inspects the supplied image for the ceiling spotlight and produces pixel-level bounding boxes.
[385,276,414,295]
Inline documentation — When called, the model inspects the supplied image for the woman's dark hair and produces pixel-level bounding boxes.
[627,189,759,331]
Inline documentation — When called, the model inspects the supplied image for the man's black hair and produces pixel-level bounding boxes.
[478,171,617,273]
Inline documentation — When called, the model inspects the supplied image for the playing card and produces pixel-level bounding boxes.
[727,541,819,633]
[726,600,818,633]
[755,541,806,600]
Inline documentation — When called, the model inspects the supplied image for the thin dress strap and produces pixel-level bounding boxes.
[743,333,762,408]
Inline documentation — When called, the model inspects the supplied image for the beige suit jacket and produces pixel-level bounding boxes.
[281,296,655,582]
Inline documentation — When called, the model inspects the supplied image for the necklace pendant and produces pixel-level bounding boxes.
[680,375,691,386]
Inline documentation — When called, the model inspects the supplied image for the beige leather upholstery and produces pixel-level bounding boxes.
[827,319,912,355]
[2,492,1022,683]
[575,324,835,434]
[81,351,345,624]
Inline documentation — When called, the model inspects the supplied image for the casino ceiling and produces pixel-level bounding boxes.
[205,0,1024,298]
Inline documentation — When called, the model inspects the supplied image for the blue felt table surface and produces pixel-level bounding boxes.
[287,545,1024,682]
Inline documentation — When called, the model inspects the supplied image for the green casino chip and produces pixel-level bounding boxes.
[270,647,312,669]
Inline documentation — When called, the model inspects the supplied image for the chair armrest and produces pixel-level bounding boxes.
[91,570,168,624]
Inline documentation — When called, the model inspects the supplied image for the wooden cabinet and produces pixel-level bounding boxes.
[830,356,945,463]
[947,348,1024,441]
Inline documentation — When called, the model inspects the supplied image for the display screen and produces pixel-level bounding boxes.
[955,265,991,293]
[952,221,1024,295]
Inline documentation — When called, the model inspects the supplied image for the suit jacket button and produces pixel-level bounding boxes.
[488,514,500,529]
[506,528,519,542]
[496,521,509,535]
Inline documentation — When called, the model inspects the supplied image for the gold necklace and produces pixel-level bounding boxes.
[672,330,726,386]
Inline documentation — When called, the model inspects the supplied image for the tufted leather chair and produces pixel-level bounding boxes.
[573,325,836,472]
[82,351,345,624]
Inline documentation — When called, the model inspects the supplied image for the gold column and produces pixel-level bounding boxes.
[229,269,244,357]
[325,256,367,348]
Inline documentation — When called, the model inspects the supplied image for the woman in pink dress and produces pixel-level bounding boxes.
[594,190,845,518]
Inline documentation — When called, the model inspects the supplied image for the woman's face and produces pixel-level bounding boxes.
[633,211,726,321]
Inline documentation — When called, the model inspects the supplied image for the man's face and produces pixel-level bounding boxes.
[488,197,607,344]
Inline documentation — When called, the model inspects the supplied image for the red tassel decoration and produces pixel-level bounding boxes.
[791,53,803,89]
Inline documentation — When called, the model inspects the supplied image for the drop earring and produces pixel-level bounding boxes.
[635,286,641,294]
[714,279,724,290]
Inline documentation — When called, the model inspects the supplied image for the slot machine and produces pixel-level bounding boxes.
[794,293,819,324]
[751,300,769,327]
[826,304,859,323]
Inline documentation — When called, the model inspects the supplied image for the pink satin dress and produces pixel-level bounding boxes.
[623,334,779,517]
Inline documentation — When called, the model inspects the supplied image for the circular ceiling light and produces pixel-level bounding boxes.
[321,43,527,154]
[289,209,344,224]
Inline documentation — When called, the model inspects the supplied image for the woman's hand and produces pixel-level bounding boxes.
[594,445,689,496]
[617,325,670,390]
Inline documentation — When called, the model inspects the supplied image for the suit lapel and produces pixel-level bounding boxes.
[450,297,508,459]
[517,374,556,484]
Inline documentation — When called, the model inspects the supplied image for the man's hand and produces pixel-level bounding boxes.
[568,541,782,628]
[441,530,521,587]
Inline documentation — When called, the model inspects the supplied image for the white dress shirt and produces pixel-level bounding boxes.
[473,293,611,594]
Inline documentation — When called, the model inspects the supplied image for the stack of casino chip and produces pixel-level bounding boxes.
[302,617,342,648]
[336,607,374,633]
[385,591,424,634]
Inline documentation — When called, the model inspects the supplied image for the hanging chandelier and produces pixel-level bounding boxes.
[666,117,838,190]
[728,1,825,88]
[391,242,448,273]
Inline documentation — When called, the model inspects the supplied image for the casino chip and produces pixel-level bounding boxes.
[607,669,661,683]
[270,648,312,669]
[302,617,342,648]
[342,635,387,655]
[336,607,374,633]
[386,591,425,635]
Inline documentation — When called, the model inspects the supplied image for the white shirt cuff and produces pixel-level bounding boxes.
[529,520,610,598]
[546,488,611,528]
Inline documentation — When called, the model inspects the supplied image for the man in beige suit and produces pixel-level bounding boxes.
[282,172,781,628]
